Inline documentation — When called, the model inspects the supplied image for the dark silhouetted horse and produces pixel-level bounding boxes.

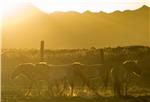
[11,62,78,96]
[71,62,109,96]
[11,62,109,96]
[111,60,141,97]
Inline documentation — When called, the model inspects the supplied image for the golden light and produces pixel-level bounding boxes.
[0,0,148,15]
[0,1,19,16]
[32,0,148,13]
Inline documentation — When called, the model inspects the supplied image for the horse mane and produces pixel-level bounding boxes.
[123,60,138,65]
[16,63,35,69]
[39,62,48,64]
[85,64,104,67]
[72,62,84,66]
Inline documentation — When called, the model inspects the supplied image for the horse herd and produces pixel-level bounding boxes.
[11,60,141,97]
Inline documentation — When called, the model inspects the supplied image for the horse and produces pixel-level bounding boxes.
[71,62,110,96]
[11,62,77,96]
[11,63,38,96]
[110,60,141,97]
[11,62,110,96]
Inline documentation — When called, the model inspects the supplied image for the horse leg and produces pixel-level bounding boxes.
[119,82,124,97]
[118,85,121,97]
[70,82,74,96]
[125,83,128,96]
[48,82,52,96]
[25,82,33,96]
[114,79,122,97]
[48,82,54,97]
[113,84,116,96]
[116,82,121,97]
[59,80,67,96]
[33,80,41,96]
[86,81,100,96]
[113,81,120,97]
[55,80,61,96]
[103,67,109,91]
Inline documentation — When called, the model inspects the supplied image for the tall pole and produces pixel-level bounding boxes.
[100,49,104,64]
[40,40,44,62]
[149,8,150,47]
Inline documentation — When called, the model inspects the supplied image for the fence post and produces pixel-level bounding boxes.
[100,49,104,64]
[40,40,44,62]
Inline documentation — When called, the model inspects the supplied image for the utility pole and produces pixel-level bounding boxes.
[40,40,44,62]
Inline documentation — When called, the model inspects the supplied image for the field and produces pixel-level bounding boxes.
[2,95,150,102]
[2,46,150,102]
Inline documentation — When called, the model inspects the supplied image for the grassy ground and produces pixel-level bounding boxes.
[2,47,150,102]
[2,89,150,102]
[2,96,150,102]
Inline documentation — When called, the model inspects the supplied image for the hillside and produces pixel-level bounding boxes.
[2,4,150,49]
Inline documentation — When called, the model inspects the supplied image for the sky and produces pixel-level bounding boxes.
[0,0,150,14]
[0,0,150,48]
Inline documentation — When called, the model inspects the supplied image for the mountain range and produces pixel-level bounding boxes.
[2,4,150,49]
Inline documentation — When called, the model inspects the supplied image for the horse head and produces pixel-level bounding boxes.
[11,63,35,80]
[123,60,141,77]
[11,64,23,80]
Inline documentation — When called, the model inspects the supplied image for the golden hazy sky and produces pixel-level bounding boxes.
[0,0,149,14]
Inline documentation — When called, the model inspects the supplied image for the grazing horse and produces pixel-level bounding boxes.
[11,63,38,96]
[71,62,109,96]
[111,60,141,97]
[11,62,110,96]
[11,62,81,96]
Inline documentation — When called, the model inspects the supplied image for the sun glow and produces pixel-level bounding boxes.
[0,0,149,15]
[0,1,19,15]
[32,0,148,13]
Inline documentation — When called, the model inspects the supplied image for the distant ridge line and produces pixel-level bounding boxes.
[48,5,150,14]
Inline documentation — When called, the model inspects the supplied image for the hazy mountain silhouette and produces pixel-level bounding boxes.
[2,4,150,49]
